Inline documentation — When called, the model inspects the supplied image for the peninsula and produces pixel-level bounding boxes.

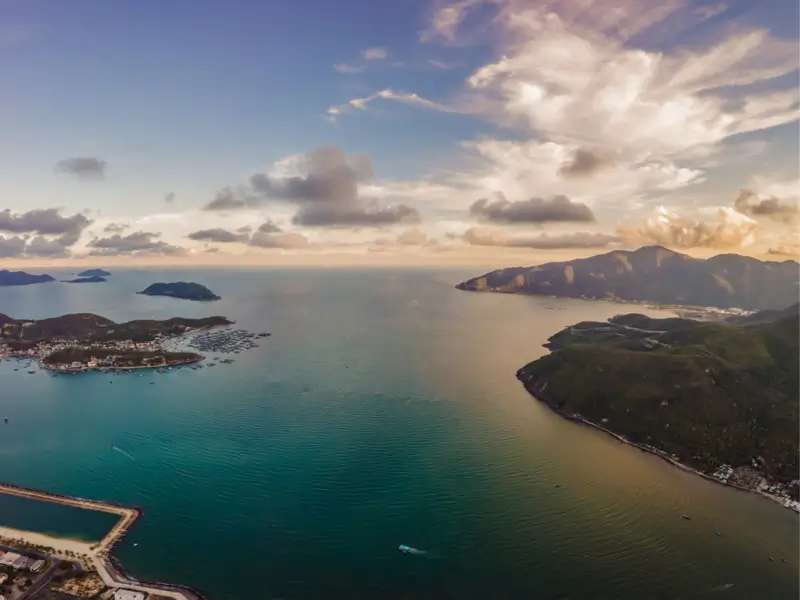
[62,275,107,283]
[516,303,799,511]
[456,246,800,310]
[139,281,221,301]
[78,268,111,277]
[0,269,55,286]
[0,312,232,371]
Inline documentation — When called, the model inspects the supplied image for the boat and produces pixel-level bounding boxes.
[681,514,691,520]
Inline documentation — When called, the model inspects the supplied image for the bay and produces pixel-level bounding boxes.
[0,268,796,599]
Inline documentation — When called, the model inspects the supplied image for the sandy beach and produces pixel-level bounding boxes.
[0,524,95,556]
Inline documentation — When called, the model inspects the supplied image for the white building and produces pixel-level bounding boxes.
[0,551,19,566]
[114,590,146,600]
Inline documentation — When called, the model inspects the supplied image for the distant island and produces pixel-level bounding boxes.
[77,268,111,277]
[62,276,107,284]
[516,303,799,511]
[139,281,221,301]
[0,269,55,286]
[456,246,799,310]
[0,312,232,371]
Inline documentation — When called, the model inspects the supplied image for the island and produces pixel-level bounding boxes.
[516,303,799,511]
[62,276,107,283]
[456,245,800,310]
[77,268,111,277]
[0,269,55,286]
[0,312,232,371]
[138,281,221,301]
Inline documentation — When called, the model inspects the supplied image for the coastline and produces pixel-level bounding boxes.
[40,355,204,374]
[0,482,210,599]
[517,374,799,515]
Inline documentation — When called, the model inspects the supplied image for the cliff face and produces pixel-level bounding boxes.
[456,246,799,310]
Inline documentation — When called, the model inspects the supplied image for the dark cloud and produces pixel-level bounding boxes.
[87,231,187,256]
[205,247,221,254]
[236,225,253,234]
[54,157,107,180]
[249,231,309,248]
[0,208,91,238]
[204,186,250,211]
[208,146,418,227]
[292,202,420,227]
[164,192,176,203]
[0,236,28,258]
[463,227,621,249]
[734,189,799,223]
[559,148,612,178]
[103,222,129,233]
[0,208,90,256]
[470,193,595,224]
[187,228,249,244]
[767,243,799,257]
[257,220,282,233]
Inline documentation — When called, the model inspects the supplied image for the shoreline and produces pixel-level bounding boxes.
[0,482,209,599]
[517,374,799,515]
[40,355,204,374]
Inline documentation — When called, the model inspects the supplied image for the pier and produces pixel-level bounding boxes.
[0,482,209,599]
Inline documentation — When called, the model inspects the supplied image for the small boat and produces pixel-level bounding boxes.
[681,514,691,520]
[716,531,722,537]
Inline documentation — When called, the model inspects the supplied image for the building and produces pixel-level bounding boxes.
[28,559,45,572]
[0,573,8,584]
[12,556,28,569]
[0,551,19,566]
[113,590,146,600]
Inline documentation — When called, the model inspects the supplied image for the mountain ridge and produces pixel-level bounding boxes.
[456,246,799,310]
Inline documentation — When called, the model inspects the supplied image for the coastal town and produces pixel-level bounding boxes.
[0,312,268,374]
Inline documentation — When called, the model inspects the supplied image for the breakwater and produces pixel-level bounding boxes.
[0,482,210,599]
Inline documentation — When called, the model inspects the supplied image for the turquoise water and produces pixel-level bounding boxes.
[0,269,797,599]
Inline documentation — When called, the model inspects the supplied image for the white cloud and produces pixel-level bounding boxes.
[362,47,388,60]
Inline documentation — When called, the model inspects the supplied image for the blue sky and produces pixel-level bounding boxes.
[0,0,798,266]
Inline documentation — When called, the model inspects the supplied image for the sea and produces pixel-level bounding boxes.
[0,268,797,600]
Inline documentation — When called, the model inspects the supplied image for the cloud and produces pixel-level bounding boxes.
[617,206,760,249]
[396,227,434,246]
[463,227,621,249]
[249,231,309,249]
[257,220,282,233]
[220,146,421,228]
[164,192,176,203]
[0,208,91,255]
[333,47,389,74]
[204,186,249,211]
[86,231,187,256]
[187,228,249,243]
[559,148,612,179]
[204,247,221,254]
[767,243,799,258]
[54,157,108,180]
[363,47,388,60]
[326,89,466,120]
[0,208,91,238]
[470,193,595,224]
[0,236,28,258]
[103,222,130,233]
[733,189,799,224]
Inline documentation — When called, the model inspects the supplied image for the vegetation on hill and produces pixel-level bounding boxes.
[138,281,220,301]
[77,269,111,277]
[0,312,231,346]
[518,304,799,483]
[457,245,799,310]
[62,276,107,283]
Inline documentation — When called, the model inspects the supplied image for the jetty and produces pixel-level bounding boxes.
[0,482,209,599]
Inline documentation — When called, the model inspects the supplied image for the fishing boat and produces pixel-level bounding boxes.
[681,514,691,520]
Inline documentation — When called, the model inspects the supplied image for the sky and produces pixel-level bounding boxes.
[0,0,798,268]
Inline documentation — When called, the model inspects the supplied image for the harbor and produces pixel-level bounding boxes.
[0,483,209,599]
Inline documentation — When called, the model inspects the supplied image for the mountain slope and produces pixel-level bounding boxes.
[456,246,799,310]
[517,304,799,483]
[0,269,55,286]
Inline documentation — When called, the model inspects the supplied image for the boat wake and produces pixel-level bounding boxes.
[111,445,136,462]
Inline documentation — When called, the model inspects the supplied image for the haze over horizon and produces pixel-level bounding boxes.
[1,0,798,267]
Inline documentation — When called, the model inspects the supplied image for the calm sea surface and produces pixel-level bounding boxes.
[0,268,796,600]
